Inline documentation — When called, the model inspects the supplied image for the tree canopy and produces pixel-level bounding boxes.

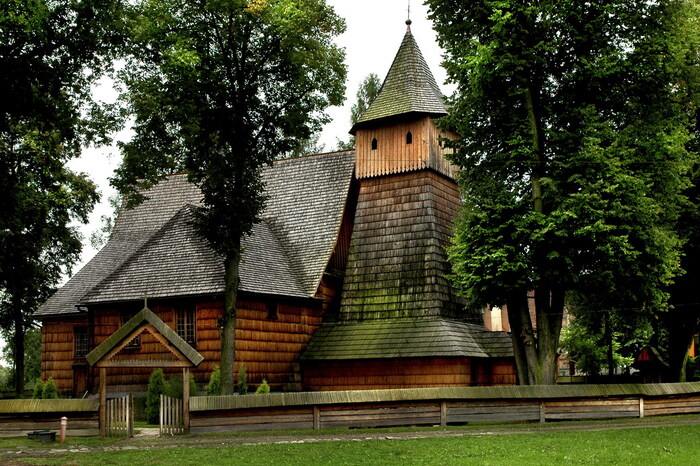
[114,0,346,393]
[336,73,381,150]
[429,0,700,384]
[0,0,123,394]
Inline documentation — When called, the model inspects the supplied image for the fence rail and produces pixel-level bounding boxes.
[189,382,700,434]
[0,399,99,437]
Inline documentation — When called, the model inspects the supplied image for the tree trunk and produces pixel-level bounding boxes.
[666,308,699,382]
[220,240,242,395]
[506,291,537,385]
[605,313,615,378]
[13,301,25,396]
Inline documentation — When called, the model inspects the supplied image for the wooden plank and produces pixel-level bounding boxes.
[191,414,313,427]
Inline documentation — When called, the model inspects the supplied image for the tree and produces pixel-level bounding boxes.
[429,0,699,384]
[113,0,346,394]
[336,73,381,150]
[0,0,123,395]
[1,326,41,391]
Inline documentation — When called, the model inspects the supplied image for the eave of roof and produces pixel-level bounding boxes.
[300,318,513,360]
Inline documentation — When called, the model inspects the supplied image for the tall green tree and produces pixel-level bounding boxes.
[336,73,381,150]
[429,0,699,384]
[113,0,346,394]
[0,0,123,395]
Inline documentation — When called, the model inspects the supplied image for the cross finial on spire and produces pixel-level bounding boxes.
[406,0,412,31]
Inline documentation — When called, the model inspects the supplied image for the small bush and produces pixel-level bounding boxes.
[32,379,44,399]
[166,373,199,398]
[145,369,168,424]
[207,365,221,396]
[236,364,248,395]
[255,379,270,395]
[42,378,58,399]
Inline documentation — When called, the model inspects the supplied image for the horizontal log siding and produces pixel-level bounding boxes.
[302,358,516,391]
[43,295,329,393]
[42,317,88,393]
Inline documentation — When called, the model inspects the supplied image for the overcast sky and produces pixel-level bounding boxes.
[66,0,454,271]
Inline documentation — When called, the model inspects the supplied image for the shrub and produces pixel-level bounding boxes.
[166,373,199,398]
[42,378,58,399]
[145,369,168,424]
[236,364,248,395]
[207,365,221,396]
[255,379,270,395]
[32,379,44,399]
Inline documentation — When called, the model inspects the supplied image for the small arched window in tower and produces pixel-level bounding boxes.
[371,138,378,150]
[406,132,413,144]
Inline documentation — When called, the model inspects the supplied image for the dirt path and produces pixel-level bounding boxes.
[4,416,700,461]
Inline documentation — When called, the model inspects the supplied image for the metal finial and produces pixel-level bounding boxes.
[143,294,148,309]
[406,0,412,27]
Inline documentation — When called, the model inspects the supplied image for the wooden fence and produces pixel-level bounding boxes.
[0,399,99,437]
[189,382,700,433]
[105,395,133,437]
[160,394,185,435]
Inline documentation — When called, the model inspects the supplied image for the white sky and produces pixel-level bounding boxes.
[66,0,454,271]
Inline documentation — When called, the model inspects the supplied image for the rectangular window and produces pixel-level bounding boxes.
[74,327,89,358]
[176,306,196,347]
[122,312,141,348]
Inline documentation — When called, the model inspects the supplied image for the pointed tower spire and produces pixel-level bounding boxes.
[350,22,447,135]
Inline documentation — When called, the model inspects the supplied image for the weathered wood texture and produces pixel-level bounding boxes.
[43,297,327,394]
[0,399,99,437]
[302,358,516,391]
[189,382,700,433]
[340,170,476,321]
[355,117,457,179]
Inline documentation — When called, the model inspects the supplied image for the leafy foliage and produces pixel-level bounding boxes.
[206,365,221,396]
[236,364,248,395]
[336,73,382,150]
[0,0,124,394]
[164,373,198,399]
[145,369,167,424]
[41,378,58,399]
[255,378,270,395]
[114,0,346,394]
[2,326,41,391]
[429,0,700,383]
[32,379,44,399]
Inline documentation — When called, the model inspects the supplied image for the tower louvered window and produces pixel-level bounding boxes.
[406,132,412,144]
[371,138,377,150]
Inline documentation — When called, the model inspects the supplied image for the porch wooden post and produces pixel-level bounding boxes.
[99,367,106,437]
[183,367,190,434]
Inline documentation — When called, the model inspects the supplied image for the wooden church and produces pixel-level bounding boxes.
[35,21,515,396]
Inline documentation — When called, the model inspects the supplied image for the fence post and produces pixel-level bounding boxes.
[313,405,320,430]
[440,401,447,427]
[159,394,163,436]
[183,368,190,434]
[99,368,106,437]
[639,398,644,419]
[539,402,546,423]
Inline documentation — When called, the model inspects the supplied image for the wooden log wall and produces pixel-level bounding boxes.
[41,317,88,393]
[43,295,328,394]
[301,358,516,391]
[355,117,458,179]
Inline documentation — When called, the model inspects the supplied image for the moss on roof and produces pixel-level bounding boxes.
[350,25,447,134]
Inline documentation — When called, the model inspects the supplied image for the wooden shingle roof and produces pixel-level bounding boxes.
[350,24,447,134]
[301,318,513,360]
[36,151,356,317]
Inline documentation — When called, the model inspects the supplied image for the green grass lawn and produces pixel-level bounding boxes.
[10,421,700,466]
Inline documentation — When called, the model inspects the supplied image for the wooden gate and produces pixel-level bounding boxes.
[105,394,134,437]
[160,394,185,435]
